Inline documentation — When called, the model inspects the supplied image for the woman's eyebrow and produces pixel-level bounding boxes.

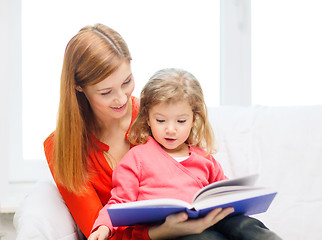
[125,73,133,81]
[97,87,111,92]
[97,74,132,92]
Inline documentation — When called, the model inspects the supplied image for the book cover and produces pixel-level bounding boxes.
[107,174,277,227]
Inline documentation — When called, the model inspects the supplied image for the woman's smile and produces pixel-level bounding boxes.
[111,102,127,112]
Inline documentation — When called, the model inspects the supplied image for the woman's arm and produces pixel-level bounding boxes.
[89,208,234,240]
[45,135,151,239]
[45,135,103,237]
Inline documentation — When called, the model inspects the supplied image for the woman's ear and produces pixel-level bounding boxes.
[75,86,83,92]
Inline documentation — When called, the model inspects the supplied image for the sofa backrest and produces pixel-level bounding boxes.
[207,105,322,239]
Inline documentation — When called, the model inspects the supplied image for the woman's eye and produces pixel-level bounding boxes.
[123,78,131,85]
[101,91,111,96]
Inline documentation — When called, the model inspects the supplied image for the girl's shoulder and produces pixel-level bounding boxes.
[190,145,206,155]
[125,137,158,160]
[189,145,214,161]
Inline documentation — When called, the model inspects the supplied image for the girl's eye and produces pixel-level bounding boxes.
[156,119,165,123]
[101,91,111,96]
[178,120,187,123]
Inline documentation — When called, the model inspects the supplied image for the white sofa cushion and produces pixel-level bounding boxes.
[13,181,84,240]
[209,105,322,240]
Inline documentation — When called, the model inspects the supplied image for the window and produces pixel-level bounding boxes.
[21,0,220,174]
[2,0,321,211]
[251,0,322,106]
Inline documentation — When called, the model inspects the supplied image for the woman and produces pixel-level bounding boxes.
[22,24,232,240]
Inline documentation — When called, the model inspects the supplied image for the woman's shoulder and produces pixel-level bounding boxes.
[131,95,139,104]
[43,132,55,167]
[44,132,55,150]
[131,96,140,117]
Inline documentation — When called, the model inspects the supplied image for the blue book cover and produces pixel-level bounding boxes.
[107,174,277,227]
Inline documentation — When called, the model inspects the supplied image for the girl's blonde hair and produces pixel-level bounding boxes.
[47,24,131,193]
[128,68,216,155]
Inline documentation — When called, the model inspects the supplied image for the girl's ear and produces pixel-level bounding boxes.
[75,86,83,92]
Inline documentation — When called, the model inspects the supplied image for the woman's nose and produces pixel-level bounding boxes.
[115,89,127,104]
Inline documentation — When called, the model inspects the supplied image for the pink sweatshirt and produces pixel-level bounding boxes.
[92,137,227,235]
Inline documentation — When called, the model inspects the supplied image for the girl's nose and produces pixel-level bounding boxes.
[165,122,176,134]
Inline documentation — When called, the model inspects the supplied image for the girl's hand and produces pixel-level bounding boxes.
[148,207,234,239]
[88,225,111,240]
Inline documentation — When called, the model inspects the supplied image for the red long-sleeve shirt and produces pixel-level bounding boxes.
[44,96,150,239]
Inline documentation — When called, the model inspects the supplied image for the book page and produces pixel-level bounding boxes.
[193,185,264,203]
[192,174,259,202]
[109,198,193,209]
[192,187,276,211]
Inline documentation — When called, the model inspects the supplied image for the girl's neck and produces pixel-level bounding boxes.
[161,142,190,158]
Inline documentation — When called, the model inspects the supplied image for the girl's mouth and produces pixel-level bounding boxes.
[165,138,176,143]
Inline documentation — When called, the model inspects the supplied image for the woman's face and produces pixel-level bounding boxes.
[79,61,135,122]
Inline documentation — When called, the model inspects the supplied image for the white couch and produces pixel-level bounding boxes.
[14,105,322,240]
[208,105,322,240]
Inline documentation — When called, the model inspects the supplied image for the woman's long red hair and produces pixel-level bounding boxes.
[49,24,131,194]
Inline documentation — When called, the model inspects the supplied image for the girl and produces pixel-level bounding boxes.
[89,68,281,240]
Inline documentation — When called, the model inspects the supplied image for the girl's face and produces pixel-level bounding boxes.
[148,100,194,155]
[78,61,135,122]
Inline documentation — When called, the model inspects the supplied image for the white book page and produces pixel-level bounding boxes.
[109,198,193,209]
[193,185,264,203]
[192,188,276,211]
[192,174,259,202]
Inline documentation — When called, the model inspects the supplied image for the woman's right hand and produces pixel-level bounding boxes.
[88,225,111,240]
[148,207,234,240]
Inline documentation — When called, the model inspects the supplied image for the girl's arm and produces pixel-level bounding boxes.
[207,154,228,182]
[191,146,228,183]
[90,150,141,235]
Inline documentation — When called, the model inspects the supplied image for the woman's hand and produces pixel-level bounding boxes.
[88,225,111,240]
[148,207,234,239]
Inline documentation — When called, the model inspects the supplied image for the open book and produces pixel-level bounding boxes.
[107,174,277,227]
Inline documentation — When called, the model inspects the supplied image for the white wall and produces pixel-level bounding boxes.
[0,0,22,208]
[220,0,251,105]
